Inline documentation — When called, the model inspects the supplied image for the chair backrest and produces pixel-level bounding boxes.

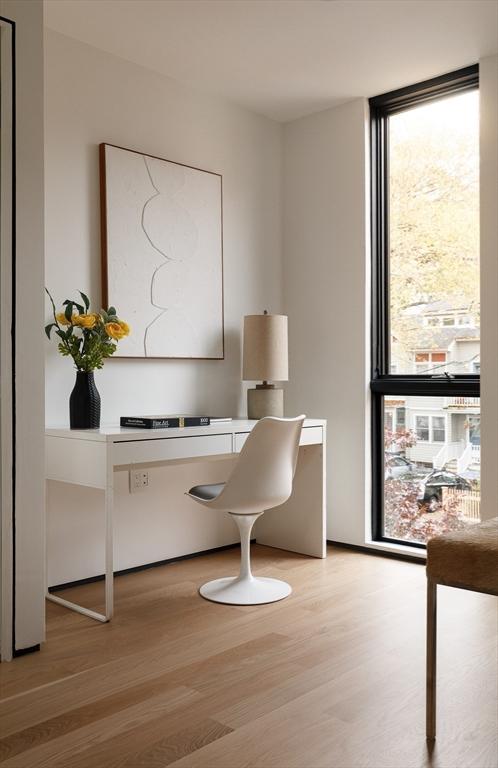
[212,415,306,514]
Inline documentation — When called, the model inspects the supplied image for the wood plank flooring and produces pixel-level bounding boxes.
[0,545,496,768]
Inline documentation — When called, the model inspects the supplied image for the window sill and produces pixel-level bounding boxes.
[364,539,426,560]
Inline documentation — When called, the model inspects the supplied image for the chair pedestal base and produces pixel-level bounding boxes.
[199,576,291,605]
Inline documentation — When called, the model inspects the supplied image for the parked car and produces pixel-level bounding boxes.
[417,470,472,511]
[385,454,415,479]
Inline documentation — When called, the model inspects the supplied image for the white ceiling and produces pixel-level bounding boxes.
[44,0,498,123]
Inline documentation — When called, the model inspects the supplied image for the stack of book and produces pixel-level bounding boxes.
[120,415,232,429]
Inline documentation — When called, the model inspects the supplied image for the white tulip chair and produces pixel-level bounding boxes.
[186,415,306,605]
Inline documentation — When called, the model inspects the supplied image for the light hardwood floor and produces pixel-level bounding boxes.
[0,545,496,768]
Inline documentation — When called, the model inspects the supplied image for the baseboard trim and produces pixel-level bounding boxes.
[12,643,40,658]
[48,540,255,593]
[327,540,426,565]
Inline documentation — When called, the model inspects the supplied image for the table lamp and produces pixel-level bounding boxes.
[243,311,289,419]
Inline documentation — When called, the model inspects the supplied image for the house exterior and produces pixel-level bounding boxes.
[391,300,480,376]
[387,301,480,473]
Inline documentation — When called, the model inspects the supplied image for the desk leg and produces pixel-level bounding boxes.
[254,442,326,558]
[46,592,109,623]
[46,464,114,624]
[104,456,114,621]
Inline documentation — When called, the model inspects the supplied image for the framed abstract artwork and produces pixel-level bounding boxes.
[99,143,224,359]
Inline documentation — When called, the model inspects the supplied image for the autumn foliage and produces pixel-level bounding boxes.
[384,479,467,544]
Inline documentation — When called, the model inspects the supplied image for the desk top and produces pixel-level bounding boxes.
[46,418,326,443]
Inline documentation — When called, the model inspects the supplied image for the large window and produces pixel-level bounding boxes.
[371,67,480,547]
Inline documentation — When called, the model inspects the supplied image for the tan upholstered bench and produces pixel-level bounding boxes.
[426,517,498,739]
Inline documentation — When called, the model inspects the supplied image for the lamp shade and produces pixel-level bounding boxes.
[243,313,288,382]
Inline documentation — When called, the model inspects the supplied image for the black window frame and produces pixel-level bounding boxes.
[370,65,480,548]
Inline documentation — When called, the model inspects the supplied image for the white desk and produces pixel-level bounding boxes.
[45,418,326,622]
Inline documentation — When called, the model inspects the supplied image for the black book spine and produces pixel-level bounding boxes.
[183,417,210,427]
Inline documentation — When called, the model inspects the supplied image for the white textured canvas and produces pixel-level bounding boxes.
[102,144,223,358]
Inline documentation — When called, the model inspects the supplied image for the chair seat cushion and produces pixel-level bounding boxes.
[427,517,498,595]
[188,483,226,501]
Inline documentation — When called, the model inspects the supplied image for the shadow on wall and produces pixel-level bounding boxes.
[180,328,243,416]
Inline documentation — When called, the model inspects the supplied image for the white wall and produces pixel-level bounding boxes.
[45,30,282,425]
[282,99,370,546]
[0,0,45,652]
[44,30,283,584]
[479,54,498,521]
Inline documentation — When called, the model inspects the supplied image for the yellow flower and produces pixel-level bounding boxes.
[118,320,130,336]
[105,321,127,340]
[74,313,99,329]
[56,312,72,326]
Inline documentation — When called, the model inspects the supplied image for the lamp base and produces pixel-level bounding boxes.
[247,385,284,419]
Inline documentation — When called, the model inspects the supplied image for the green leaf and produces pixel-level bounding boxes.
[107,306,116,317]
[45,323,55,339]
[64,298,84,313]
[79,291,90,311]
[64,302,73,322]
[100,309,109,323]
[56,329,66,340]
[65,327,73,340]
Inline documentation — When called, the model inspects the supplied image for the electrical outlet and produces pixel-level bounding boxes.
[129,470,149,493]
